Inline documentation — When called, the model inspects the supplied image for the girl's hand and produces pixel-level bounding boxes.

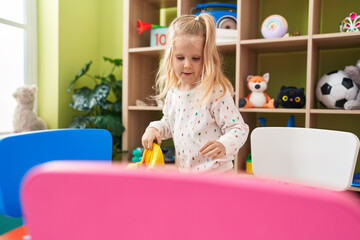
[142,127,162,150]
[199,140,226,159]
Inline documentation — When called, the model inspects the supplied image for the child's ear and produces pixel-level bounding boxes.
[13,92,18,98]
[263,73,270,82]
[247,75,253,82]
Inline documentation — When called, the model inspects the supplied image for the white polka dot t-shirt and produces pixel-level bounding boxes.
[148,86,249,173]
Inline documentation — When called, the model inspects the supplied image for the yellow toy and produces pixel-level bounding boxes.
[127,143,164,169]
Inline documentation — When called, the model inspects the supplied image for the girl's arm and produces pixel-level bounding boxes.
[146,93,173,142]
[212,90,249,157]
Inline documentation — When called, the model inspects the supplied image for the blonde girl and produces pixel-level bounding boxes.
[142,13,249,173]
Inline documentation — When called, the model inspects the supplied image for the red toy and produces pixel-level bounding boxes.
[137,19,164,34]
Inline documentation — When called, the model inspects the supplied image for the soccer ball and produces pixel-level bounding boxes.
[316,70,359,109]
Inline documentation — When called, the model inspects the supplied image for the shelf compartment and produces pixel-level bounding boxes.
[315,0,359,34]
[127,54,160,107]
[239,0,309,40]
[143,0,178,8]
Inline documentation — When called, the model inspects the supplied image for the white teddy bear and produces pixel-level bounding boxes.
[12,85,47,133]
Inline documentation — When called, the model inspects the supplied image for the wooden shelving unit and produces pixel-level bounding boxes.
[123,0,360,174]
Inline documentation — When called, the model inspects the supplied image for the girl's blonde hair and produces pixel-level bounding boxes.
[154,13,234,104]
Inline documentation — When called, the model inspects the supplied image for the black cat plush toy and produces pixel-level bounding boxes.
[275,86,306,108]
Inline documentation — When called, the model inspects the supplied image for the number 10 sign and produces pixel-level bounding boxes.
[150,28,168,47]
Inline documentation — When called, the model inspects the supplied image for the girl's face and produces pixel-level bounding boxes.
[172,35,204,91]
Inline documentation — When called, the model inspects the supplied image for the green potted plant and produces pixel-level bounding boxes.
[67,57,125,159]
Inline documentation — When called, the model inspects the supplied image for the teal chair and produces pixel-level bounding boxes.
[0,129,113,218]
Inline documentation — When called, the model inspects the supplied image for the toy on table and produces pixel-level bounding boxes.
[261,14,288,39]
[344,59,360,110]
[246,153,253,174]
[131,146,175,164]
[239,73,275,108]
[340,12,360,32]
[127,143,164,169]
[161,146,175,164]
[274,86,306,108]
[316,70,358,109]
[131,147,144,162]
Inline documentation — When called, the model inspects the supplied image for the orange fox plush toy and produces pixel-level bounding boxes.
[239,73,275,108]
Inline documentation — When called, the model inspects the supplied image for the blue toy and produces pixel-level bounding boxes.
[352,173,360,187]
[193,3,237,29]
[257,115,295,127]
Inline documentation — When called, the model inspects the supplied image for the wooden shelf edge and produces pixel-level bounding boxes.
[129,42,237,54]
[240,35,308,45]
[310,109,360,115]
[128,106,162,111]
[312,31,360,40]
[239,108,306,113]
[349,186,360,192]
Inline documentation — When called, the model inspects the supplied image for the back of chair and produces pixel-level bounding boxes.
[251,127,360,191]
[0,129,112,217]
[21,161,360,240]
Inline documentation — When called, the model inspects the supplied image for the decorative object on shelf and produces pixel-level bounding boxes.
[344,59,360,110]
[340,12,360,32]
[274,86,306,108]
[137,19,168,47]
[316,70,358,109]
[150,27,168,47]
[193,3,237,43]
[127,143,164,169]
[193,3,237,29]
[261,14,288,39]
[353,173,360,187]
[67,57,125,158]
[256,115,295,128]
[287,114,295,127]
[137,19,165,34]
[239,73,275,108]
[12,85,47,133]
[257,117,266,127]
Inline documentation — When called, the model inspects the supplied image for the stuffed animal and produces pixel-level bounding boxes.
[275,86,306,108]
[239,73,275,108]
[344,59,360,110]
[12,85,47,133]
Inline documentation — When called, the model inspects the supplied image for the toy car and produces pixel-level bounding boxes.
[193,3,237,29]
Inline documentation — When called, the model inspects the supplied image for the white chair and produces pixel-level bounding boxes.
[251,127,360,191]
